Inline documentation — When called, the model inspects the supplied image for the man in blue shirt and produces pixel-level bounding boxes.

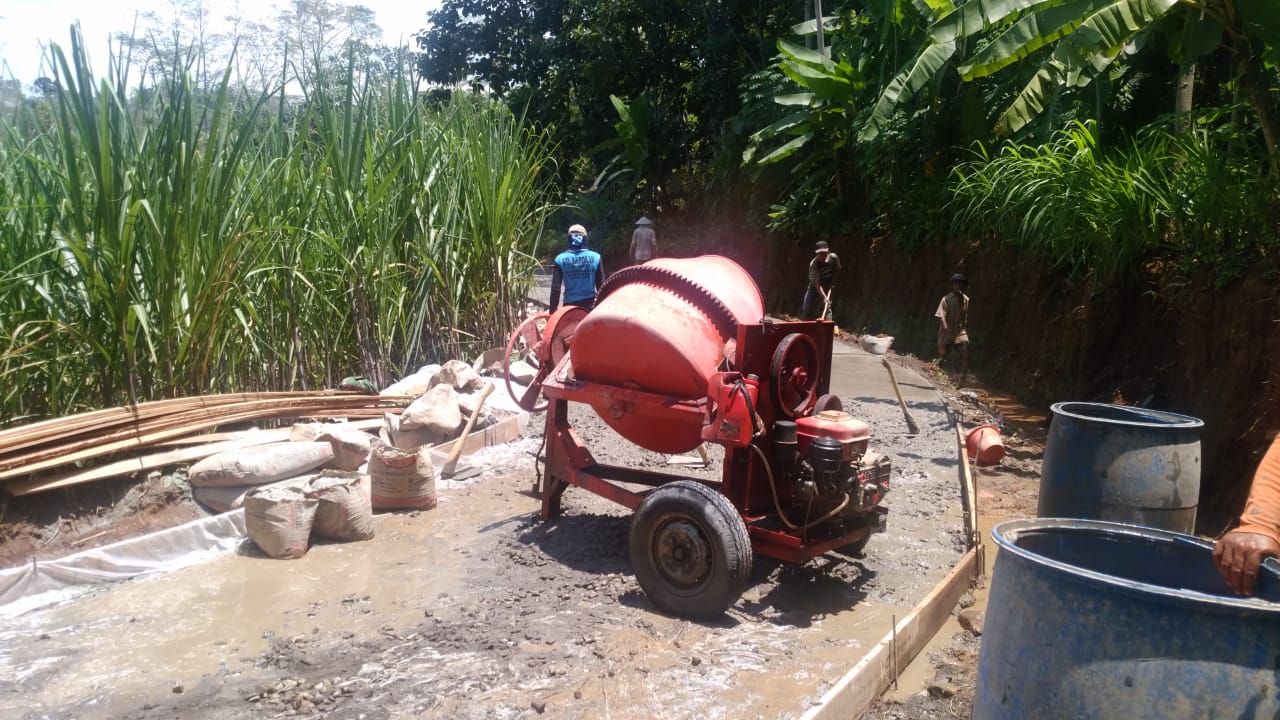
[550,224,604,311]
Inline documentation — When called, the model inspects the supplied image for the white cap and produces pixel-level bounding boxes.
[635,216,652,226]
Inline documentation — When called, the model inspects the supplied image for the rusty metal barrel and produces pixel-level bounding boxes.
[571,256,763,453]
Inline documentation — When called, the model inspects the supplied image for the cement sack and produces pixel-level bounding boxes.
[189,442,333,488]
[243,485,318,559]
[368,439,437,511]
[307,472,375,541]
[193,485,253,514]
[318,426,374,471]
[384,413,444,451]
[400,384,462,436]
[430,359,486,393]
[288,422,326,442]
[380,363,442,397]
[858,334,895,356]
[192,474,318,514]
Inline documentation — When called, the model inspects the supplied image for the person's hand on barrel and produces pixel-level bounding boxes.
[1213,530,1280,596]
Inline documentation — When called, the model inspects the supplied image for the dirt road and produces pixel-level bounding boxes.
[1,344,969,719]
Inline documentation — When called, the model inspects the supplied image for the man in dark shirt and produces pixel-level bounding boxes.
[803,241,841,320]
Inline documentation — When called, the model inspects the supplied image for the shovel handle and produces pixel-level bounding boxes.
[443,383,496,477]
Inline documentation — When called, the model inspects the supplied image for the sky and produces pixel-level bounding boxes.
[0,0,443,84]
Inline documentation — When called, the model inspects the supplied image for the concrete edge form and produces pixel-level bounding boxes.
[801,407,986,720]
[800,547,981,720]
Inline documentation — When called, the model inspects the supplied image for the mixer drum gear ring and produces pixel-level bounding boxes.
[596,265,740,344]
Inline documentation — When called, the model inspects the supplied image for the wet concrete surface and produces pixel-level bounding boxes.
[0,337,965,720]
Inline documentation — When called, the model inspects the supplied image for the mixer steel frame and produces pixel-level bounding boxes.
[535,318,880,565]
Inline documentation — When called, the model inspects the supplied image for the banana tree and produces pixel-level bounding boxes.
[863,0,1280,166]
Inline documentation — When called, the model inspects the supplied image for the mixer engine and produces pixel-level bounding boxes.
[774,411,891,521]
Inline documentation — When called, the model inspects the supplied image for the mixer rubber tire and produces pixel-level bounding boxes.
[629,481,752,620]
[814,393,843,413]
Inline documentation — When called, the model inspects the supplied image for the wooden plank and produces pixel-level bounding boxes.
[432,411,526,458]
[801,547,981,720]
[956,423,979,547]
[0,397,409,480]
[151,418,384,447]
[5,432,294,496]
[0,392,323,455]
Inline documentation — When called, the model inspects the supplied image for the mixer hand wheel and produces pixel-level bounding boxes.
[770,333,821,418]
[503,307,590,413]
[504,313,551,412]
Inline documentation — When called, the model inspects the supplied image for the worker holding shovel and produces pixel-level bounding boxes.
[803,241,840,320]
[1214,434,1280,596]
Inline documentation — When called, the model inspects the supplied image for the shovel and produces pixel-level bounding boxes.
[882,357,920,435]
[442,383,495,478]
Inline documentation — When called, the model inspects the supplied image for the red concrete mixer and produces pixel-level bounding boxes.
[504,256,891,619]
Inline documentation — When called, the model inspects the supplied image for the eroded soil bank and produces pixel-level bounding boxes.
[769,236,1279,527]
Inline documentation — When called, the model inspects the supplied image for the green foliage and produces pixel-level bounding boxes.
[745,39,866,166]
[416,0,798,214]
[949,119,1279,282]
[0,27,558,424]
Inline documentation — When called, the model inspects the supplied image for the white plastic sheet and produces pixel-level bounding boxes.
[0,510,247,618]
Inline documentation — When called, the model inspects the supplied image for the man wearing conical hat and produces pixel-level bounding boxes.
[630,216,656,265]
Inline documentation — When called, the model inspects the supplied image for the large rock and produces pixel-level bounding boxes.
[431,359,486,393]
[472,346,506,376]
[400,384,463,435]
[957,607,985,636]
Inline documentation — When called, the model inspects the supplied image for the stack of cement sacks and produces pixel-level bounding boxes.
[380,360,504,449]
[189,431,386,559]
[191,360,518,558]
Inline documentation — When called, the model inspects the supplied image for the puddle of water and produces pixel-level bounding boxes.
[0,493,509,716]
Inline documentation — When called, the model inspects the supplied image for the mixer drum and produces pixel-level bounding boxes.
[571,256,764,453]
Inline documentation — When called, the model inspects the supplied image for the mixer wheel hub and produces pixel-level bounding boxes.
[629,480,752,619]
[655,520,711,587]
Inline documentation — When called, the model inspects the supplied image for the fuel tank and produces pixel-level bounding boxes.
[571,256,764,453]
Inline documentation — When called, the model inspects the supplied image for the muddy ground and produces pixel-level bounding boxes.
[866,360,1045,720]
[0,340,988,720]
[0,473,201,570]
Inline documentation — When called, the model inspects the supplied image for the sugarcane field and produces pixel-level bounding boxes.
[2,3,1280,720]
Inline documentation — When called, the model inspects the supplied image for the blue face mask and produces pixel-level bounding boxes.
[568,233,586,248]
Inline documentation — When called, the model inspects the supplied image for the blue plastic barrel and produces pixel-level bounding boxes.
[975,519,1280,720]
[1040,402,1203,533]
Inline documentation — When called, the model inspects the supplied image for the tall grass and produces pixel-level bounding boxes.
[949,120,1278,283]
[0,28,558,424]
